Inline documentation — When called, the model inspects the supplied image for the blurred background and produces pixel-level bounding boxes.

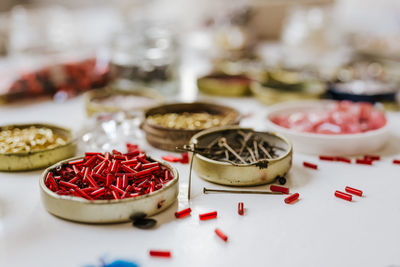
[0,0,400,105]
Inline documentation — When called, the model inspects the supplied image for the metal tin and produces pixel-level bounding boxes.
[85,86,163,117]
[142,102,241,151]
[197,73,251,97]
[40,157,179,223]
[190,126,293,186]
[0,123,76,171]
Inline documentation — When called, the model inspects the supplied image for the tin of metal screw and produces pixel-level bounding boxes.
[189,126,292,186]
[0,123,76,171]
[39,156,179,223]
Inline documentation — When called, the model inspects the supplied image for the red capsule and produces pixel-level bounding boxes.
[122,174,128,189]
[345,186,363,196]
[162,155,181,162]
[335,190,352,201]
[85,152,102,157]
[238,202,244,215]
[215,228,228,242]
[199,211,217,220]
[69,158,85,165]
[59,180,78,189]
[335,157,351,164]
[393,159,400,165]
[284,193,299,204]
[85,175,98,188]
[90,187,106,197]
[356,159,373,165]
[364,155,380,161]
[180,152,189,164]
[142,162,159,169]
[270,185,289,194]
[149,250,171,258]
[303,162,318,169]
[111,190,120,200]
[110,185,125,195]
[319,155,335,161]
[175,208,192,219]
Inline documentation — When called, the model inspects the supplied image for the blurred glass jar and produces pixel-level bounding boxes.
[110,21,180,95]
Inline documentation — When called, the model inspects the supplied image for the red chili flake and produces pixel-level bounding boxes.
[270,185,289,194]
[393,159,400,165]
[335,157,351,164]
[356,159,373,165]
[199,211,217,221]
[345,186,363,196]
[284,193,299,204]
[149,250,171,258]
[175,208,192,219]
[45,146,174,201]
[215,228,228,242]
[162,155,181,163]
[319,156,335,161]
[303,162,318,170]
[335,190,352,201]
[238,202,244,215]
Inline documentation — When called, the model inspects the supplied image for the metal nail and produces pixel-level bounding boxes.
[258,143,272,159]
[246,146,256,163]
[218,137,246,164]
[253,140,259,160]
[203,187,283,195]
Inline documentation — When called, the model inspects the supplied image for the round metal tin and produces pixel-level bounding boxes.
[197,73,251,97]
[190,126,293,186]
[0,123,76,172]
[40,156,179,223]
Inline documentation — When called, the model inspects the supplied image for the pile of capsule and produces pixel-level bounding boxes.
[44,144,173,200]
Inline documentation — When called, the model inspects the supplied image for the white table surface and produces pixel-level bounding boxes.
[1,93,400,267]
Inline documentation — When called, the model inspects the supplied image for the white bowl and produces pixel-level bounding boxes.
[265,100,390,156]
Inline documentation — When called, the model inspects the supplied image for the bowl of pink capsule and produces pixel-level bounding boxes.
[266,100,389,155]
[39,147,178,223]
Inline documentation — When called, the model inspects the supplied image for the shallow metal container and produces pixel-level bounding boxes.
[40,157,179,223]
[142,102,240,151]
[190,126,292,186]
[0,123,76,171]
[197,73,251,97]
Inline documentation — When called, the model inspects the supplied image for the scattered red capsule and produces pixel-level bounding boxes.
[238,202,244,215]
[149,250,171,258]
[345,186,363,196]
[175,208,192,219]
[335,190,352,201]
[215,228,228,242]
[335,157,351,164]
[319,155,335,161]
[270,185,289,194]
[356,159,373,165]
[393,159,400,165]
[303,162,318,169]
[364,155,380,161]
[284,193,299,204]
[162,155,181,163]
[199,211,217,221]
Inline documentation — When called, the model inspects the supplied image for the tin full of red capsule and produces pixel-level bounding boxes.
[335,190,352,201]
[284,193,299,204]
[345,186,363,197]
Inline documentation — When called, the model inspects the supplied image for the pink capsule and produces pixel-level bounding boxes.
[175,208,191,219]
[238,202,244,215]
[335,190,352,201]
[345,186,363,196]
[284,193,299,204]
[199,211,217,220]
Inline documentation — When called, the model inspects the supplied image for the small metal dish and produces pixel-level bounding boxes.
[0,123,76,171]
[142,102,241,151]
[40,156,179,223]
[197,73,252,97]
[85,86,163,117]
[190,126,292,186]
